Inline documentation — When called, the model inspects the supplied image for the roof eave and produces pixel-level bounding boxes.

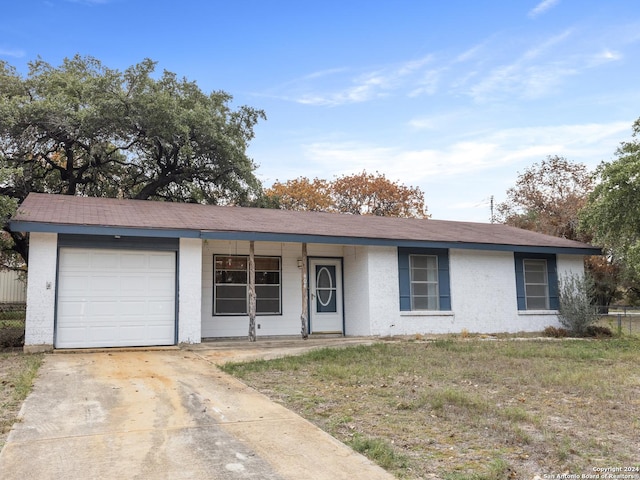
[10,221,602,256]
[8,221,201,239]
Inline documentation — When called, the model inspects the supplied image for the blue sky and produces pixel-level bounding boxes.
[2,0,640,222]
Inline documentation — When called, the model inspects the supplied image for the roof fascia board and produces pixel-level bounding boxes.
[201,231,601,255]
[9,221,200,239]
[10,221,601,256]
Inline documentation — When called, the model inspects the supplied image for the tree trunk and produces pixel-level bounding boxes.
[248,240,257,342]
[300,243,309,339]
[133,174,176,200]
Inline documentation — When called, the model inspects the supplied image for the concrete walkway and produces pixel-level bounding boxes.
[0,338,394,480]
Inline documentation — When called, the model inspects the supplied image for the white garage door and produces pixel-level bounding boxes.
[56,248,176,348]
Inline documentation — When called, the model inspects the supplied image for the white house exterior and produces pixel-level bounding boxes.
[10,193,600,352]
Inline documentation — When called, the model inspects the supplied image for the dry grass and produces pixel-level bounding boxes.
[222,337,640,479]
[0,352,43,449]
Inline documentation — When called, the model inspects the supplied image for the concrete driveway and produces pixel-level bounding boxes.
[0,339,394,480]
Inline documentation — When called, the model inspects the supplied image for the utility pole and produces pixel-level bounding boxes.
[490,195,495,223]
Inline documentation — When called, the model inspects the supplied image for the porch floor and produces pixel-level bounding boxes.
[185,335,382,365]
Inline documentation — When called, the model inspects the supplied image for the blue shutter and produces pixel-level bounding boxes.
[514,254,526,310]
[398,251,411,311]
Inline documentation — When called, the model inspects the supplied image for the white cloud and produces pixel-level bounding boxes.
[292,55,434,106]
[259,121,630,221]
[276,18,631,108]
[0,48,25,58]
[464,29,587,101]
[588,49,623,67]
[528,0,561,19]
[409,68,444,97]
[301,121,630,184]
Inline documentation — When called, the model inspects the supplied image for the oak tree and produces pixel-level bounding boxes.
[0,55,265,264]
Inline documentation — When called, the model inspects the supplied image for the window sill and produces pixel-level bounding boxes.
[517,310,559,315]
[400,310,455,317]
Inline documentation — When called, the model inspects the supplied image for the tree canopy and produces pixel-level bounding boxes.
[581,118,640,301]
[496,155,593,241]
[0,55,265,264]
[265,171,428,218]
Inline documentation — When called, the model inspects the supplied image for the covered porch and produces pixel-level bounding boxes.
[200,239,380,340]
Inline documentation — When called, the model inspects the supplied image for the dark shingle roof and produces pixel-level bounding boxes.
[10,193,600,254]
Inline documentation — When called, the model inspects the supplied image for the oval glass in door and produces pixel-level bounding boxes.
[315,265,337,313]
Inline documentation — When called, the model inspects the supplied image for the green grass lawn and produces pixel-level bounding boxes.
[222,337,640,480]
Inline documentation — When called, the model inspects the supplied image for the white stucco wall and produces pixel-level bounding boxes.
[362,248,589,336]
[365,247,402,336]
[557,254,586,278]
[24,232,58,351]
[198,240,589,338]
[178,238,202,344]
[343,246,371,336]
[449,249,524,333]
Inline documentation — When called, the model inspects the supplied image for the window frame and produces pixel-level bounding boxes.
[398,247,451,312]
[409,254,440,310]
[213,254,282,316]
[514,253,558,311]
[523,259,549,310]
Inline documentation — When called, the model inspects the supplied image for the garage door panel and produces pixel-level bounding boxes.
[91,252,121,269]
[57,300,87,317]
[119,300,148,315]
[56,248,176,348]
[59,250,91,268]
[147,300,174,316]
[86,300,119,316]
[57,326,89,347]
[148,276,175,294]
[91,275,124,293]
[121,252,148,269]
[90,325,119,340]
[119,275,149,294]
[118,325,147,342]
[146,325,175,341]
[59,275,91,295]
[149,253,175,270]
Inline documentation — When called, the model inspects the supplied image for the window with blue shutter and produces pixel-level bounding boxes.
[398,248,451,311]
[514,253,558,310]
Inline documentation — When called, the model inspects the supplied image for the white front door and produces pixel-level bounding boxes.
[309,259,343,334]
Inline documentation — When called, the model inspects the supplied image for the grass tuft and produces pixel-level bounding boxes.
[347,433,409,471]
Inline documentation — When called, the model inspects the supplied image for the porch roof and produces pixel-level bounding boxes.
[10,193,601,255]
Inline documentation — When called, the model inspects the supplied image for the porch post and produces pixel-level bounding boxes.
[248,240,257,342]
[301,243,309,339]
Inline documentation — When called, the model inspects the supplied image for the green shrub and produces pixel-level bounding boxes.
[557,273,599,336]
